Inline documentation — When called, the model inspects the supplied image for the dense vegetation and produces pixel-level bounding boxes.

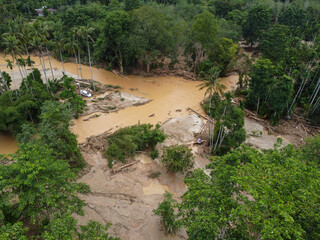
[104,124,166,167]
[160,144,194,173]
[0,0,319,124]
[1,0,320,239]
[0,69,118,238]
[155,136,320,239]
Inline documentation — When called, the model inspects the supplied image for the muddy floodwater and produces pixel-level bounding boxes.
[0,133,17,154]
[0,54,238,143]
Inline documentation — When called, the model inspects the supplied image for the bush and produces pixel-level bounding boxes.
[104,124,166,167]
[153,191,179,234]
[151,149,159,159]
[161,145,194,174]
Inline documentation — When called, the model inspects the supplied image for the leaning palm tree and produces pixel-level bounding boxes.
[79,26,95,90]
[64,36,81,80]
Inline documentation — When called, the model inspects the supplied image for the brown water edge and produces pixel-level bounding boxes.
[0,54,239,143]
[0,132,17,154]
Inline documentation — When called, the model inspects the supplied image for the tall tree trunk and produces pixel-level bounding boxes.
[60,48,65,73]
[25,45,36,81]
[74,53,80,80]
[39,51,48,85]
[146,62,150,74]
[46,47,55,80]
[78,51,83,79]
[86,38,95,91]
[118,51,124,75]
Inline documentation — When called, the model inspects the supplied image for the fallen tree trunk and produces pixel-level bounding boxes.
[111,160,140,174]
[187,107,214,123]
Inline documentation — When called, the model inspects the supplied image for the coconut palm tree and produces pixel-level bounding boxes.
[64,36,81,80]
[198,66,226,150]
[72,28,83,79]
[2,35,24,80]
[32,21,55,80]
[79,26,95,90]
[198,67,226,98]
[51,31,66,73]
[30,36,49,85]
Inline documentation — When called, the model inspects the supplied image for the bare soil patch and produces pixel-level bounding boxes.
[81,92,151,118]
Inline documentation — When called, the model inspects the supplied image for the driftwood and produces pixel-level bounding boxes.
[187,107,214,123]
[112,70,129,79]
[75,80,92,86]
[111,160,140,174]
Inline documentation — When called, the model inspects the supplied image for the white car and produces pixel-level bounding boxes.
[80,90,92,98]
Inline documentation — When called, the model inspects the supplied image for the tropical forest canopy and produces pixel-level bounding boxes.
[1,0,320,239]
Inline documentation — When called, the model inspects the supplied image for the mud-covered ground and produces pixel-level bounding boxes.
[82,92,151,119]
[76,114,208,240]
[75,111,299,239]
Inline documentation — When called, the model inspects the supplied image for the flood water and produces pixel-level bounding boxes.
[0,54,239,146]
[0,133,17,154]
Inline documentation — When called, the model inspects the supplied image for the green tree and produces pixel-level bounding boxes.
[208,37,239,76]
[161,144,194,173]
[103,10,131,74]
[278,7,308,36]
[191,10,218,73]
[130,6,172,73]
[124,0,140,11]
[242,5,272,45]
[259,23,291,62]
[0,143,86,224]
[0,222,28,240]
[153,191,179,234]
[179,145,320,239]
[301,135,320,166]
[246,58,275,112]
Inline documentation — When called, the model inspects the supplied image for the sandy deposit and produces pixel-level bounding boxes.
[244,118,289,149]
[76,114,207,240]
[82,92,151,118]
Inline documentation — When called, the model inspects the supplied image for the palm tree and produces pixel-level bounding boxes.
[5,59,15,88]
[64,36,80,80]
[198,67,226,150]
[2,35,24,80]
[198,67,226,98]
[51,31,66,73]
[32,22,55,80]
[30,36,49,85]
[79,26,95,90]
[72,28,83,79]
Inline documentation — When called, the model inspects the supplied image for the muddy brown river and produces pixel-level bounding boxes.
[0,54,238,151]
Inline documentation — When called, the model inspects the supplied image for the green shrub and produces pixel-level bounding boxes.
[161,145,194,174]
[151,149,159,159]
[153,191,179,234]
[104,124,166,167]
